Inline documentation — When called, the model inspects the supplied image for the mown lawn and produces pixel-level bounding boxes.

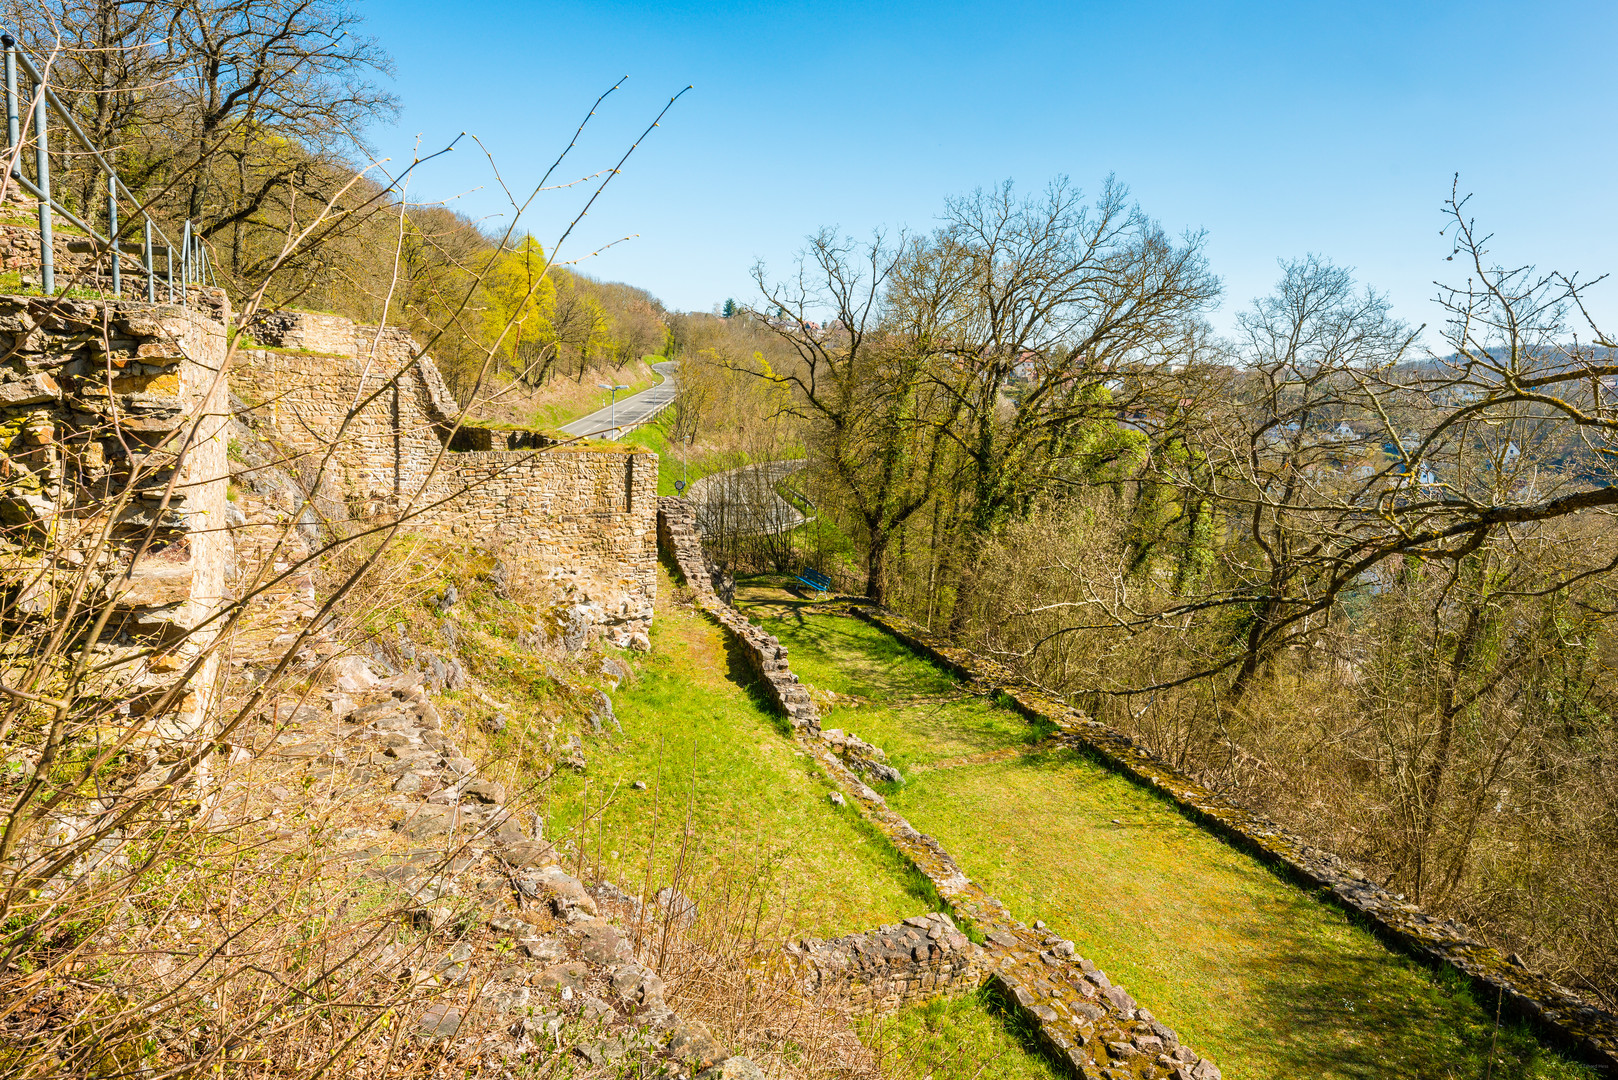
[741,582,1595,1080]
[539,568,930,938]
[862,986,1064,1080]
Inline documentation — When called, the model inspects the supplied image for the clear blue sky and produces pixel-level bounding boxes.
[362,0,1617,339]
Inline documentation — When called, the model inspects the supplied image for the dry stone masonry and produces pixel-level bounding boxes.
[205,579,774,1078]
[657,497,818,728]
[0,293,232,743]
[849,604,1618,1076]
[230,310,658,645]
[656,498,1221,1080]
[789,912,984,1013]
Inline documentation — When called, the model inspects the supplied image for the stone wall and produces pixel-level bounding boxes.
[789,913,984,1013]
[657,497,817,728]
[0,293,232,740]
[420,449,658,640]
[230,314,458,508]
[0,214,230,322]
[230,310,659,637]
[849,605,1618,1076]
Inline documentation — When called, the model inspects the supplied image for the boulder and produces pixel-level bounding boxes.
[533,961,589,993]
[417,1003,461,1040]
[499,839,559,869]
[516,867,597,917]
[698,1058,767,1080]
[463,778,506,804]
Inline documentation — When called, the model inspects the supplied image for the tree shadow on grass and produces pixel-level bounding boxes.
[714,621,794,738]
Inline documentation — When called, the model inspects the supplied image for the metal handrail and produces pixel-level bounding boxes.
[0,31,211,301]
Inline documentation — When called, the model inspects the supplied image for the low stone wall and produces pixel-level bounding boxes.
[654,500,1222,1080]
[849,605,1618,1076]
[448,426,560,452]
[0,219,230,322]
[657,497,818,729]
[789,913,984,1013]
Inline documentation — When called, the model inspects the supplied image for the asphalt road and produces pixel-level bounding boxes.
[558,361,678,439]
[687,460,809,537]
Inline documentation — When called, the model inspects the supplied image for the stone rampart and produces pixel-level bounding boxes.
[421,448,658,635]
[0,293,232,739]
[230,316,457,507]
[230,310,658,634]
[848,605,1618,1076]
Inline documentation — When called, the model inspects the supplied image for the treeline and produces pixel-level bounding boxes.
[726,177,1618,1005]
[375,219,670,400]
[10,0,667,401]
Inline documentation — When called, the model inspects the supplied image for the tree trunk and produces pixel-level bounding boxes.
[864,526,890,606]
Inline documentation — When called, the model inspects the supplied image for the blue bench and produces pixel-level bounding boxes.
[795,567,833,595]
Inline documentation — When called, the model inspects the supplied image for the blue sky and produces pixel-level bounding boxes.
[361,0,1617,340]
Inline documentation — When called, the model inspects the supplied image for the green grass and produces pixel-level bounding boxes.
[622,414,733,496]
[741,583,1595,1080]
[863,986,1064,1080]
[0,269,111,301]
[538,568,932,937]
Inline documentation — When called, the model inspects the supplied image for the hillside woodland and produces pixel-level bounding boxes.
[698,181,1618,1010]
[0,0,671,414]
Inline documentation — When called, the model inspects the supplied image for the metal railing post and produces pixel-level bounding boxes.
[165,242,172,303]
[181,219,190,291]
[107,173,118,296]
[32,80,51,293]
[2,35,17,152]
[143,216,153,302]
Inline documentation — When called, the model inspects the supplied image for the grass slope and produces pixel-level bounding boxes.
[540,568,929,938]
[740,582,1594,1080]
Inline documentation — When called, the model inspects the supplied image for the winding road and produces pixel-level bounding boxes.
[559,360,679,440]
[688,460,809,537]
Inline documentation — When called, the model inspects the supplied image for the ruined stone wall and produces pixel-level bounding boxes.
[655,499,1223,1080]
[658,496,818,728]
[849,605,1618,1076]
[420,449,658,637]
[0,293,231,738]
[0,219,230,322]
[230,314,458,508]
[789,913,983,1013]
[230,310,659,635]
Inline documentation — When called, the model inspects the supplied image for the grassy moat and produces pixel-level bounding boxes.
[733,579,1594,1080]
[533,568,1594,1080]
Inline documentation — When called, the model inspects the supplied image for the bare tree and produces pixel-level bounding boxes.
[922,177,1221,631]
[747,231,957,603]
